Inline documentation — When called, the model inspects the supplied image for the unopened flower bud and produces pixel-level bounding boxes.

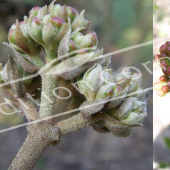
[72,10,90,31]
[73,31,97,48]
[95,84,114,100]
[159,75,169,82]
[42,23,55,45]
[160,53,167,58]
[102,69,114,84]
[8,20,38,57]
[86,32,98,46]
[110,98,147,126]
[53,4,62,15]
[37,5,47,20]
[50,16,65,28]
[162,85,169,93]
[108,98,135,119]
[154,82,162,91]
[160,44,168,53]
[69,39,78,51]
[160,59,170,67]
[114,86,123,96]
[66,6,78,21]
[157,89,165,97]
[155,54,161,61]
[8,29,16,44]
[78,64,103,101]
[30,17,43,43]
[29,6,41,17]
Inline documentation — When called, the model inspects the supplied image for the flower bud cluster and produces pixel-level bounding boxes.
[7,0,103,81]
[77,64,148,136]
[154,41,170,96]
[108,97,147,126]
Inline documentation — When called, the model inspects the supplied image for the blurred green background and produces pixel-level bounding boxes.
[0,0,152,170]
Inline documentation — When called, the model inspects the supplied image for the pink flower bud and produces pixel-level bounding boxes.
[166,41,170,46]
[87,31,98,45]
[159,44,168,53]
[162,85,169,93]
[159,75,169,82]
[155,54,161,61]
[160,53,167,58]
[167,46,170,55]
[160,59,170,67]
[69,39,77,51]
[50,16,65,28]
[32,17,41,25]
[162,67,167,75]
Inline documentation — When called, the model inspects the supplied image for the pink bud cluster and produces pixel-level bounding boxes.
[154,41,170,96]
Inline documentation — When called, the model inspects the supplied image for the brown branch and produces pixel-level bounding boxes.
[8,112,103,170]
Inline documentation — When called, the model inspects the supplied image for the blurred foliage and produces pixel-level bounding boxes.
[159,162,170,169]
[164,137,170,150]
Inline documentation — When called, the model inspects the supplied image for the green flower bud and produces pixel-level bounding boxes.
[73,31,97,48]
[121,110,147,126]
[109,97,147,126]
[108,98,136,119]
[29,6,41,17]
[58,5,68,22]
[128,73,142,93]
[42,23,56,45]
[72,10,90,31]
[84,64,103,91]
[53,4,62,15]
[37,5,47,20]
[47,0,56,13]
[66,6,78,21]
[102,69,114,84]
[29,17,43,43]
[8,20,38,56]
[104,86,129,110]
[78,64,103,101]
[19,21,30,39]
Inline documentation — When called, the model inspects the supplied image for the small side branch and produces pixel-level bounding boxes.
[18,97,39,121]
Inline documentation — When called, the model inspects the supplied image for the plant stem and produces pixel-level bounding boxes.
[39,72,58,118]
[8,112,103,170]
[8,122,59,170]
